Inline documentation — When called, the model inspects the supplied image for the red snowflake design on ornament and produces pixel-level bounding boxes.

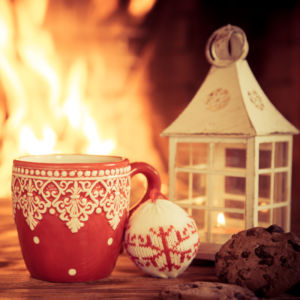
[125,220,199,273]
[206,88,230,111]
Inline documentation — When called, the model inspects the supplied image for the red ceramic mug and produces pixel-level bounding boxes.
[11,154,161,282]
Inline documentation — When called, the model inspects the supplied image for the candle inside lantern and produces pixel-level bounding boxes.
[217,212,225,228]
[210,213,241,244]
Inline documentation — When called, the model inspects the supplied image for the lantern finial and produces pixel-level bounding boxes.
[205,24,249,67]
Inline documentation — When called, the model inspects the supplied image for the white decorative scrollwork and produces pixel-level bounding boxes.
[100,177,131,230]
[11,171,131,233]
[11,177,51,229]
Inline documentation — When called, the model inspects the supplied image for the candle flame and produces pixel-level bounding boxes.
[217,213,226,227]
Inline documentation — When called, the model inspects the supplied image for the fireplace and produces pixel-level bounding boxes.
[0,0,166,205]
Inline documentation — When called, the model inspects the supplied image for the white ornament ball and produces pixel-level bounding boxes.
[124,191,200,278]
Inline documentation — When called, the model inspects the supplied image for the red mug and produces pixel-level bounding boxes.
[11,154,161,282]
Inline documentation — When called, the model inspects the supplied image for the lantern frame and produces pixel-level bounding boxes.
[168,134,293,259]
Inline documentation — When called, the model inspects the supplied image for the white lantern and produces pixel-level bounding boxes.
[161,25,299,260]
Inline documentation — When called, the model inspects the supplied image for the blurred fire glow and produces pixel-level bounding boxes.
[0,0,164,198]
[128,0,157,17]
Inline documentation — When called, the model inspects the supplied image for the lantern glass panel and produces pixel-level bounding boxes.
[214,143,246,171]
[258,209,270,227]
[211,211,244,244]
[175,172,189,201]
[224,200,245,219]
[212,175,246,208]
[176,143,208,169]
[211,232,231,244]
[275,142,288,168]
[224,212,245,230]
[175,172,207,205]
[176,143,190,167]
[259,143,272,169]
[192,173,207,202]
[273,206,288,231]
[258,174,271,205]
[274,172,288,203]
[225,149,246,168]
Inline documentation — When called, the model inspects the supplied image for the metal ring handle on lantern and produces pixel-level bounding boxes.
[205,24,249,67]
[128,162,161,218]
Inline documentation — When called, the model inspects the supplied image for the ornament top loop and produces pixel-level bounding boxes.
[150,189,168,203]
[205,24,249,67]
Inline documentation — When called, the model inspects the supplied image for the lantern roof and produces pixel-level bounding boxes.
[161,25,299,138]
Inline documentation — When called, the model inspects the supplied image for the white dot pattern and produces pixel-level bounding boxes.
[13,167,131,178]
[68,269,76,276]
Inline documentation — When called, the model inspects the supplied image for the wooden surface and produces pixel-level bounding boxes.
[0,198,299,300]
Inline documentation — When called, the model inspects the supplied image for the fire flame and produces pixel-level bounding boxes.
[0,0,116,197]
[19,125,56,155]
[0,0,166,199]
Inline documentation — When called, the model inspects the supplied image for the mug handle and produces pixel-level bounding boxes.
[128,162,161,218]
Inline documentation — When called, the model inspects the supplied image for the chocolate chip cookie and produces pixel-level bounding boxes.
[160,281,258,300]
[215,225,300,298]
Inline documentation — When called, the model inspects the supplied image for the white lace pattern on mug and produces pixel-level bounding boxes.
[11,168,131,233]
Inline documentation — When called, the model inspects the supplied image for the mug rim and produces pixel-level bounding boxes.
[13,154,129,169]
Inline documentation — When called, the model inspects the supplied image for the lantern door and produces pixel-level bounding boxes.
[254,135,292,232]
[168,134,293,259]
[169,137,249,248]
